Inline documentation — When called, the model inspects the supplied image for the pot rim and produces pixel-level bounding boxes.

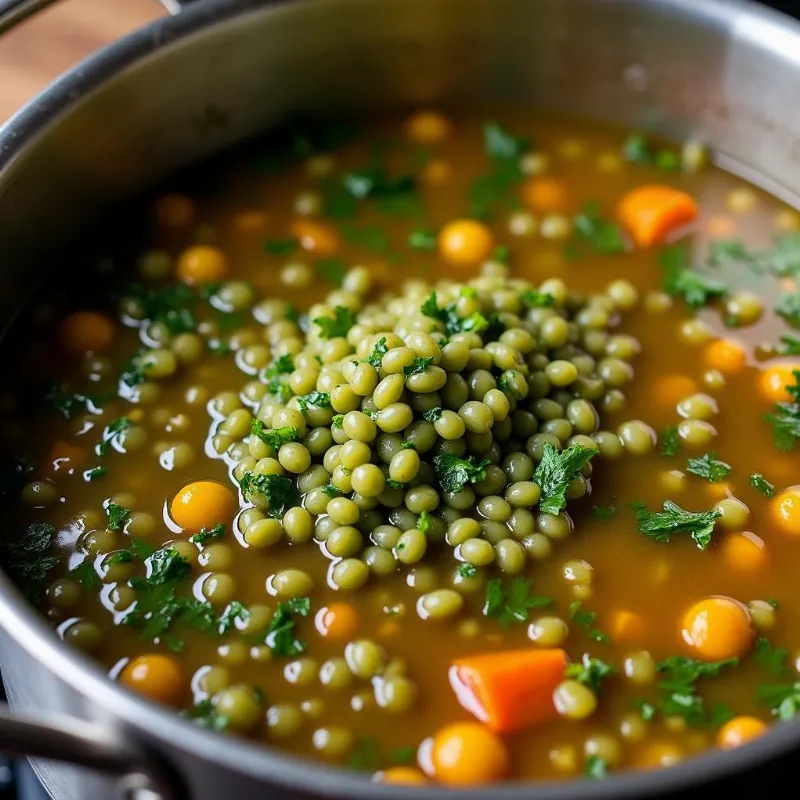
[2,0,800,796]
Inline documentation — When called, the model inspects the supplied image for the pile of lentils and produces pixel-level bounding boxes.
[199,263,646,599]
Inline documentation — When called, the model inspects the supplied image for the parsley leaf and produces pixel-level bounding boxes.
[84,466,108,481]
[347,738,381,771]
[423,407,443,422]
[635,500,721,550]
[534,443,597,515]
[686,452,732,483]
[408,229,437,251]
[764,369,800,450]
[402,356,435,377]
[592,505,616,521]
[661,426,681,457]
[184,699,229,731]
[660,245,728,308]
[634,699,657,721]
[313,306,356,339]
[483,578,553,627]
[757,681,800,720]
[433,453,491,493]
[250,420,301,450]
[218,601,250,634]
[238,473,298,518]
[70,561,100,589]
[265,597,311,656]
[296,391,331,411]
[569,601,610,644]
[750,473,775,497]
[483,121,529,160]
[585,755,608,780]
[190,523,226,546]
[106,502,131,531]
[656,656,738,726]
[520,290,555,308]
[97,417,133,457]
[1,523,58,601]
[755,637,790,677]
[566,654,616,692]
[261,355,295,403]
[570,201,626,255]
[366,337,388,368]
[777,333,800,355]
[126,283,198,335]
[320,484,344,498]
[777,292,800,328]
[458,563,477,579]
[420,291,490,337]
[417,511,431,534]
[46,382,103,419]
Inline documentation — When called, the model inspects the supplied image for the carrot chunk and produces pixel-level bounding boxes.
[610,609,647,644]
[46,440,87,479]
[450,648,567,733]
[617,184,698,248]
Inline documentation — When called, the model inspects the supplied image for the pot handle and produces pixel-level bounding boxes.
[0,0,196,35]
[0,703,185,800]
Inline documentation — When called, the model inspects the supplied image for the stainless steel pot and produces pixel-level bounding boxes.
[2,0,800,797]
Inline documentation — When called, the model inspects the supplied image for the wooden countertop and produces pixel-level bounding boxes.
[0,0,161,123]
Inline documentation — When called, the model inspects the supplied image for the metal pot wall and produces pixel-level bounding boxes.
[2,0,800,797]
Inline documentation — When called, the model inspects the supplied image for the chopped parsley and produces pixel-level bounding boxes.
[366,337,388,368]
[520,290,555,308]
[313,306,356,339]
[320,484,344,498]
[190,523,226,546]
[70,561,101,590]
[400,441,416,450]
[417,510,431,534]
[764,369,800,451]
[565,654,616,692]
[263,238,298,256]
[585,755,608,780]
[342,165,414,201]
[420,291,490,336]
[46,382,103,419]
[660,244,728,308]
[634,500,721,550]
[265,597,312,656]
[433,453,491,493]
[347,737,381,771]
[126,283,198,335]
[408,229,437,251]
[423,407,443,422]
[262,355,294,402]
[402,356,435,377]
[777,292,800,328]
[633,699,657,721]
[750,473,775,497]
[755,637,790,677]
[777,333,800,355]
[468,121,528,219]
[96,417,133,457]
[458,563,477,579]
[686,452,732,483]
[238,473,298,518]
[656,656,737,726]
[250,420,301,450]
[483,578,553,627]
[1,523,59,601]
[569,601,610,644]
[296,391,331,411]
[757,681,800,721]
[106,502,131,531]
[591,505,616,521]
[218,601,250,634]
[84,466,108,482]
[569,201,626,255]
[660,426,681,457]
[331,415,344,429]
[620,132,678,171]
[184,699,229,731]
[533,442,597,515]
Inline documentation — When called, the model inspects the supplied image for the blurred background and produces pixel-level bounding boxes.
[0,0,160,122]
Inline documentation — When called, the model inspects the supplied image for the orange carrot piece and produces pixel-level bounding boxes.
[610,609,647,644]
[46,440,87,479]
[450,648,567,734]
[617,184,698,248]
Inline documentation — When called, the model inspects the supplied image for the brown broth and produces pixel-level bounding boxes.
[4,111,800,782]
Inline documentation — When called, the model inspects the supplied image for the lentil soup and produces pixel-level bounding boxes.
[6,110,800,785]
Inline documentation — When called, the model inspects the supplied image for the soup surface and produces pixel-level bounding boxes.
[6,110,800,785]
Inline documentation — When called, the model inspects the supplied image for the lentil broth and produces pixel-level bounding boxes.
[4,111,800,784]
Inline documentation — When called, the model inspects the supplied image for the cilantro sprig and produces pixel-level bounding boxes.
[635,500,722,550]
[483,578,553,627]
[534,443,596,515]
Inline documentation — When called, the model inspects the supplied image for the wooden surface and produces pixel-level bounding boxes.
[0,0,161,123]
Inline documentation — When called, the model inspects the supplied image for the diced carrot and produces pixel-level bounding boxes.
[520,177,569,213]
[450,648,567,733]
[617,184,698,248]
[290,219,340,256]
[610,610,646,644]
[704,339,747,374]
[45,440,87,479]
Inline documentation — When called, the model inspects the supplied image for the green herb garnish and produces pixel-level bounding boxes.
[1,523,59,601]
[70,561,101,590]
[570,201,626,255]
[749,473,775,497]
[263,238,298,256]
[776,292,800,328]
[190,523,226,546]
[592,505,616,521]
[423,407,443,422]
[660,244,728,308]
[566,654,616,692]
[97,417,133,457]
[569,601,610,644]
[408,229,437,251]
[266,597,311,656]
[402,356,435,377]
[484,578,553,627]
[656,656,738,726]
[661,426,681,457]
[366,337,388,369]
[635,500,721,550]
[433,453,491,493]
[764,369,800,451]
[520,290,555,308]
[313,306,356,339]
[84,466,108,481]
[686,452,732,483]
[757,681,800,720]
[585,755,608,780]
[755,637,790,677]
[458,563,477,579]
[238,473,298,518]
[296,391,331,411]
[250,420,301,450]
[534,442,597,515]
[106,502,131,531]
